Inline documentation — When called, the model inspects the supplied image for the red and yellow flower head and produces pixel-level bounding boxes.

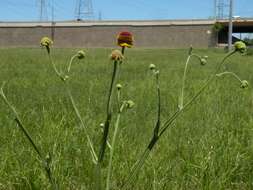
[117,31,134,48]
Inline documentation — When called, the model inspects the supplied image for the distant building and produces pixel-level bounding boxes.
[0,19,252,48]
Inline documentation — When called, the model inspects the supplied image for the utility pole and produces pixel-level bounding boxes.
[75,0,94,21]
[228,0,233,51]
[214,0,217,20]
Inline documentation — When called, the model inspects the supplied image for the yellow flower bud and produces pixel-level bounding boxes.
[110,50,124,61]
[234,41,246,53]
[40,37,53,47]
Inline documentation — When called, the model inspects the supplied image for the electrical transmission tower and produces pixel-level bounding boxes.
[215,0,230,19]
[38,0,48,21]
[75,0,94,21]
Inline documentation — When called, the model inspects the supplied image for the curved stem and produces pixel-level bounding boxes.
[48,53,64,81]
[191,53,202,61]
[178,53,203,110]
[216,71,243,83]
[67,54,77,73]
[159,50,236,137]
[46,51,97,163]
[179,55,191,110]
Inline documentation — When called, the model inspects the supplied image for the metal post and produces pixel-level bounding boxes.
[51,0,55,41]
[214,0,217,20]
[228,0,233,51]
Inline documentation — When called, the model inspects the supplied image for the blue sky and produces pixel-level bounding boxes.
[0,0,252,21]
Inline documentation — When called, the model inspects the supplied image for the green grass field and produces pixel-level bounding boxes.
[0,47,253,190]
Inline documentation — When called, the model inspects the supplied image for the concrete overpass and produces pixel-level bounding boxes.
[217,18,253,44]
[0,19,252,48]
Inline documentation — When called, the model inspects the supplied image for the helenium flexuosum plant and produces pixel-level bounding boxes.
[98,31,133,162]
[122,41,248,188]
[40,37,98,164]
[0,82,58,190]
[95,31,133,190]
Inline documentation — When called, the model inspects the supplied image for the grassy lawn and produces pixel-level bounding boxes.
[0,47,253,189]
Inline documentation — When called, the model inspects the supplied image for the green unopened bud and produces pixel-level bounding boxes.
[116,83,122,90]
[203,55,208,59]
[63,75,69,81]
[126,100,135,109]
[154,70,159,75]
[77,50,86,59]
[99,123,105,128]
[241,80,249,89]
[45,153,51,165]
[200,58,207,66]
[234,41,246,53]
[149,64,156,70]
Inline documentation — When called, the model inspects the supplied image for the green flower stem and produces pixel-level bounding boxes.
[121,46,125,55]
[179,53,202,110]
[153,71,161,138]
[179,55,191,110]
[122,50,236,189]
[106,102,126,190]
[65,82,98,163]
[122,71,161,189]
[67,54,78,73]
[117,89,121,112]
[98,60,119,163]
[191,53,202,61]
[0,83,58,190]
[216,71,243,83]
[96,60,120,190]
[48,53,65,81]
[46,50,97,163]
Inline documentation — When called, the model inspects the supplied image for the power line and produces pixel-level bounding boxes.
[48,0,64,20]
[215,0,230,19]
[38,0,48,21]
[75,0,94,21]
